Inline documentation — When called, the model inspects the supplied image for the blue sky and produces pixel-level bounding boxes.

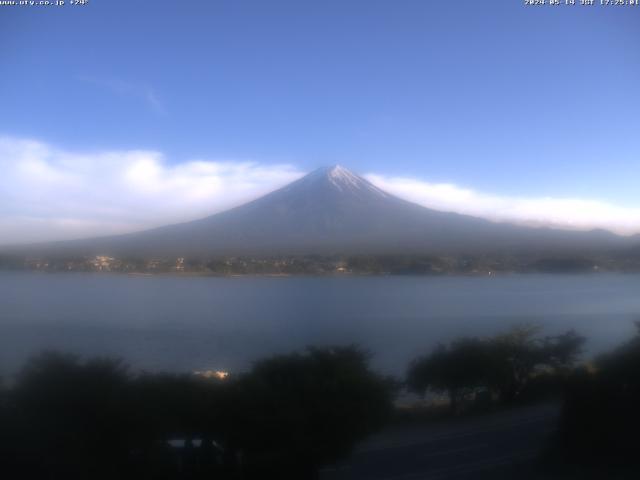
[1,0,640,243]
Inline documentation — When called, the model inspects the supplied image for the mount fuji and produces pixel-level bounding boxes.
[20,165,633,257]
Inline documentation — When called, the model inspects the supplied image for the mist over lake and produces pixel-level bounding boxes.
[1,272,639,377]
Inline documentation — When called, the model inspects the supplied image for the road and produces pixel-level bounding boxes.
[320,402,560,480]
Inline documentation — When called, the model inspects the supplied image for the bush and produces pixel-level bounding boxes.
[0,346,395,480]
[227,346,396,478]
[407,326,585,412]
[558,323,640,468]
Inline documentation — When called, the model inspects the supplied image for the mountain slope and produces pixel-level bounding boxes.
[17,166,635,257]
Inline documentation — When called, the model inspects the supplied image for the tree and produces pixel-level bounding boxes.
[541,329,586,371]
[2,346,395,480]
[486,325,544,402]
[407,337,493,413]
[488,326,585,403]
[556,322,640,470]
[226,346,395,479]
[407,327,586,411]
[11,352,131,479]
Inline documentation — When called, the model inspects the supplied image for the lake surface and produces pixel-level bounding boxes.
[1,272,640,378]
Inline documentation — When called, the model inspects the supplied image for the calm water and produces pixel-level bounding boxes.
[1,272,640,377]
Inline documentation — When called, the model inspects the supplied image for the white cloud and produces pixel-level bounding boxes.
[1,135,640,246]
[0,136,303,245]
[365,174,640,236]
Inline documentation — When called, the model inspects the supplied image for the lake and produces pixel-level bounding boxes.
[1,272,639,378]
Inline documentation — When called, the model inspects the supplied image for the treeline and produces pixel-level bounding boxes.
[406,324,640,475]
[407,326,585,412]
[3,326,640,478]
[0,347,394,480]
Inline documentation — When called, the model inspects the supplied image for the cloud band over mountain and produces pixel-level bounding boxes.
[366,175,640,237]
[1,135,639,246]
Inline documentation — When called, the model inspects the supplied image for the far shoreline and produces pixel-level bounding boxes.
[3,269,639,278]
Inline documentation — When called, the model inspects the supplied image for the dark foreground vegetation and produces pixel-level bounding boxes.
[2,325,640,478]
[0,347,394,479]
[405,325,640,478]
[407,326,586,413]
[550,322,640,477]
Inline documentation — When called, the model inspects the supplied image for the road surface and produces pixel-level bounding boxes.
[321,402,560,480]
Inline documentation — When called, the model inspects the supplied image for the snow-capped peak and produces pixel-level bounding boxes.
[296,164,386,198]
[326,165,363,190]
[287,165,389,199]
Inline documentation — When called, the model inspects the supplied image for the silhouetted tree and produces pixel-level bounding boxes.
[488,326,585,402]
[407,338,492,413]
[541,329,586,370]
[558,322,640,471]
[10,352,130,479]
[1,346,394,480]
[225,346,395,479]
[486,325,545,402]
[127,373,225,443]
[407,327,585,411]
